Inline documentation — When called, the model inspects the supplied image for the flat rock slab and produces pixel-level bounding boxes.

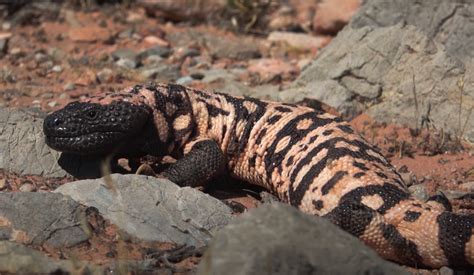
[0,192,89,247]
[198,203,408,275]
[351,0,474,60]
[55,174,233,247]
[284,23,474,142]
[0,241,102,274]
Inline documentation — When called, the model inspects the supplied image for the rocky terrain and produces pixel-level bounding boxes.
[0,0,474,274]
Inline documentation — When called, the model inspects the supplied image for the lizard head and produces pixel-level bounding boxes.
[43,100,151,156]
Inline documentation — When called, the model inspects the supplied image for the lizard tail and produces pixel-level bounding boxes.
[325,198,474,268]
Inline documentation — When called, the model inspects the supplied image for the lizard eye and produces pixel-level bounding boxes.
[87,110,98,119]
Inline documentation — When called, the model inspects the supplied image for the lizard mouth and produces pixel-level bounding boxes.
[45,131,128,155]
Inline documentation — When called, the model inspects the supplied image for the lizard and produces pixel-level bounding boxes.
[43,82,474,268]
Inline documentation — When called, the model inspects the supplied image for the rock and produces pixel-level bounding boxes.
[313,0,361,34]
[96,68,114,83]
[247,58,299,82]
[176,76,194,85]
[268,31,331,51]
[408,184,429,201]
[118,28,134,39]
[116,58,137,69]
[439,266,454,275]
[137,0,226,21]
[292,23,474,142]
[0,179,6,190]
[139,63,180,82]
[111,48,138,62]
[1,22,11,31]
[51,65,62,73]
[138,45,172,59]
[142,55,163,66]
[198,203,408,275]
[19,183,35,192]
[0,241,102,274]
[68,26,110,42]
[350,0,474,60]
[0,108,66,177]
[143,35,169,47]
[55,174,232,247]
[0,192,89,247]
[34,52,48,63]
[0,32,11,55]
[208,36,261,60]
[171,47,200,62]
[63,82,75,91]
[197,69,251,97]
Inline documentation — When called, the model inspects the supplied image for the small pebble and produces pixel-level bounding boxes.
[63,83,76,91]
[9,47,22,55]
[408,184,429,201]
[0,178,7,190]
[51,65,62,73]
[47,101,57,108]
[96,68,114,83]
[19,183,36,192]
[439,266,454,275]
[34,52,48,63]
[2,22,11,31]
[116,58,137,69]
[176,76,193,85]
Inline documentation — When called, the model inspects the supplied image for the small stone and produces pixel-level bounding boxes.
[116,58,137,69]
[143,35,169,47]
[47,101,57,108]
[138,45,172,59]
[63,83,76,91]
[268,31,331,51]
[19,183,36,192]
[118,28,134,39]
[96,68,114,84]
[142,55,163,66]
[408,184,429,201]
[247,58,299,82]
[172,47,200,62]
[51,65,62,73]
[111,48,137,62]
[439,266,454,275]
[176,76,194,85]
[9,47,22,55]
[0,32,11,54]
[399,172,414,187]
[2,22,11,31]
[0,178,6,190]
[41,61,54,70]
[34,52,48,63]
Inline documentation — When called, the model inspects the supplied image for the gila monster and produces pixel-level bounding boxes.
[43,82,474,268]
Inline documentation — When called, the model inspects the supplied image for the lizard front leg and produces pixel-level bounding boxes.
[161,138,226,187]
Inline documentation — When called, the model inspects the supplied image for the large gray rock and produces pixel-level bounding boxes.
[0,107,65,177]
[198,203,408,275]
[55,174,233,247]
[284,23,474,142]
[0,192,89,247]
[351,0,474,60]
[0,241,102,274]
